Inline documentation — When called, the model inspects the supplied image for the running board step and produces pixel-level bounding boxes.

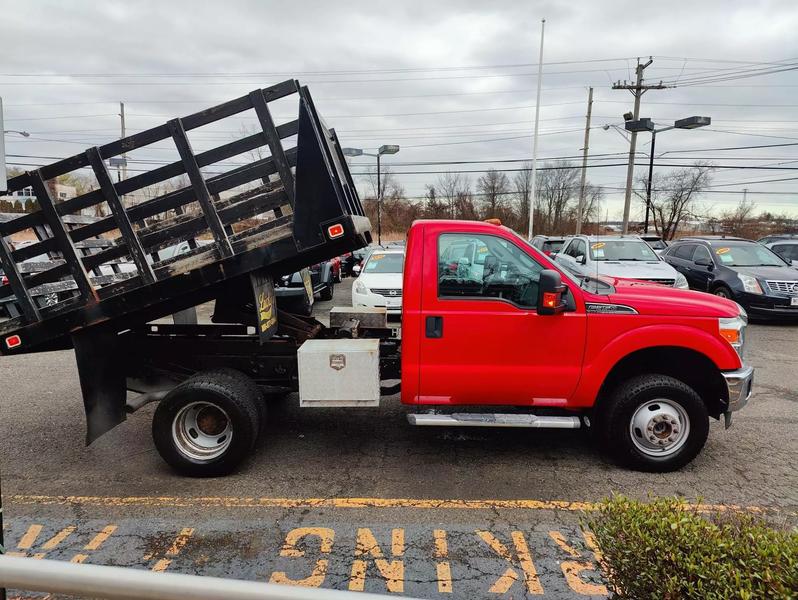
[407,413,581,429]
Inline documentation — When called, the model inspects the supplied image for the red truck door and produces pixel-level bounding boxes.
[415,228,586,406]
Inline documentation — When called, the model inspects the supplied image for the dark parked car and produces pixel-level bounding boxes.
[662,237,798,320]
[640,234,669,254]
[757,233,798,245]
[274,260,336,315]
[340,247,370,277]
[765,240,798,267]
[529,235,567,257]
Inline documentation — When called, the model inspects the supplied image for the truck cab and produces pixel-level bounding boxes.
[400,220,753,472]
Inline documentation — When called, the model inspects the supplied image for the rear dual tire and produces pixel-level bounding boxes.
[598,374,709,472]
[152,369,263,477]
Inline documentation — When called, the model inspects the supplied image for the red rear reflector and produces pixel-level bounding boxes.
[5,335,22,349]
[542,292,558,308]
[327,224,344,239]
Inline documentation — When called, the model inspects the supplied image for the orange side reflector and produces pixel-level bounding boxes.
[542,292,558,308]
[5,335,22,349]
[327,223,344,239]
[719,328,740,344]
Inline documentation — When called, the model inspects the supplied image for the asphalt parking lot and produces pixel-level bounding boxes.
[1,278,796,599]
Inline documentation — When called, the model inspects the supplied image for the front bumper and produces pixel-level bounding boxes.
[737,291,798,319]
[721,365,754,427]
[353,290,402,313]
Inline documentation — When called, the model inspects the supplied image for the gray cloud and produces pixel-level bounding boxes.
[2,0,798,216]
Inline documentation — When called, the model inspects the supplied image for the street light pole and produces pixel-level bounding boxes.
[342,145,399,246]
[376,152,382,245]
[625,116,711,235]
[644,129,656,233]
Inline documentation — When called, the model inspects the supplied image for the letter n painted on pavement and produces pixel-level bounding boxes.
[349,528,405,593]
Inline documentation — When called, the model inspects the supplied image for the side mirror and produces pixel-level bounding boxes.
[576,254,586,265]
[538,270,567,315]
[695,257,713,268]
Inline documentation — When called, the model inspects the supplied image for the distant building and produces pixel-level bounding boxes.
[0,181,95,216]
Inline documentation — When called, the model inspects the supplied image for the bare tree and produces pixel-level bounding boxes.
[477,169,510,219]
[635,163,714,240]
[423,184,449,219]
[365,165,401,201]
[535,161,580,233]
[513,163,533,232]
[437,172,470,218]
[720,197,757,237]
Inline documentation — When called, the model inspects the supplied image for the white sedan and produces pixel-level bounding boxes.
[352,248,404,315]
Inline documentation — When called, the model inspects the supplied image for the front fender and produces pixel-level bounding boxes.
[573,323,741,406]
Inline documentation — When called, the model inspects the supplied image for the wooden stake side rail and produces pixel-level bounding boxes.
[0,80,304,330]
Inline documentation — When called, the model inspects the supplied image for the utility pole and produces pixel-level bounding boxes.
[613,58,667,234]
[119,102,127,181]
[528,18,545,240]
[575,87,593,234]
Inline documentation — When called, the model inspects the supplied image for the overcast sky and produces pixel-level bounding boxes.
[2,0,798,219]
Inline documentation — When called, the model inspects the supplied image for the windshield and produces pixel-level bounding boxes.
[712,244,787,267]
[363,252,404,274]
[590,240,659,261]
[543,240,565,253]
[644,239,668,250]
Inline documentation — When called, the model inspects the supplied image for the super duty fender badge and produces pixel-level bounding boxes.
[329,354,346,370]
[585,303,638,314]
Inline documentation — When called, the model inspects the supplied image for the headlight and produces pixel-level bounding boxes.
[354,280,367,294]
[719,313,747,360]
[737,273,763,295]
[674,272,689,289]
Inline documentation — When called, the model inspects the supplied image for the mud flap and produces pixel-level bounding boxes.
[72,327,127,444]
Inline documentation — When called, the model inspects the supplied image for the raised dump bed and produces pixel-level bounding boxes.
[0,80,371,354]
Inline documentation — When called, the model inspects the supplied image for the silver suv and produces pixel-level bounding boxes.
[554,235,689,288]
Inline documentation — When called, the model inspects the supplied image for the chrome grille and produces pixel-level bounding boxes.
[638,278,675,287]
[370,288,402,297]
[766,280,798,295]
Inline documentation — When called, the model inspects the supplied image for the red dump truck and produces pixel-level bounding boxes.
[0,83,752,477]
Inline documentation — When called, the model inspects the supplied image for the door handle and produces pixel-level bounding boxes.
[425,316,443,338]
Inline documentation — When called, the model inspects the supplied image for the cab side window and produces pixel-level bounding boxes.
[438,233,544,308]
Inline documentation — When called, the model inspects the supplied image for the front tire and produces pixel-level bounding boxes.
[152,370,262,477]
[600,374,709,472]
[319,282,334,301]
[713,284,734,299]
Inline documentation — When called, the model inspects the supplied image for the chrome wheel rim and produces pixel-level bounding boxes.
[715,288,730,298]
[629,399,690,457]
[172,402,232,461]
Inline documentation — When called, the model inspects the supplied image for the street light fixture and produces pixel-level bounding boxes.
[624,116,711,233]
[341,144,400,245]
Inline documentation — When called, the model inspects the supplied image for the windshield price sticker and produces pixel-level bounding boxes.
[372,254,385,260]
[716,247,730,255]
[591,242,605,250]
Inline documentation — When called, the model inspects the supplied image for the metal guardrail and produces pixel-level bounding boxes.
[0,555,418,600]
